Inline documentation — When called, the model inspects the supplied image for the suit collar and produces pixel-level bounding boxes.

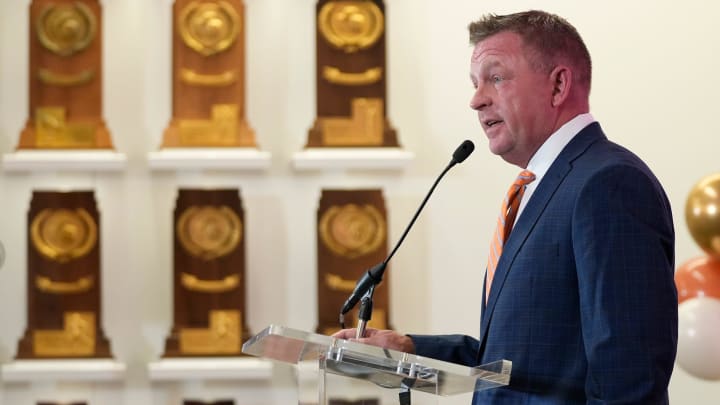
[478,123,607,352]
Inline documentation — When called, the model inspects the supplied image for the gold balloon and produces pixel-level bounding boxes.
[686,173,720,258]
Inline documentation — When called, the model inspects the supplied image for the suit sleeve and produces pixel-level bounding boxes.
[407,334,479,367]
[572,164,677,404]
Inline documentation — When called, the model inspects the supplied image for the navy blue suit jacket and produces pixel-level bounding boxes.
[410,123,677,404]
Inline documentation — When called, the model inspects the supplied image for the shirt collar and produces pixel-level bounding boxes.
[514,113,596,222]
[526,113,596,181]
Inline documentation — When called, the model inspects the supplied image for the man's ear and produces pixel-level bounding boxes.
[550,65,572,107]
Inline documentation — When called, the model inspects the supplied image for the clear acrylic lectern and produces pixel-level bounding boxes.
[242,324,511,405]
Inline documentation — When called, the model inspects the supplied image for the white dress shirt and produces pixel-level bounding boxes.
[515,113,597,223]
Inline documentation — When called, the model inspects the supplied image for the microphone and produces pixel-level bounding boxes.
[339,140,475,317]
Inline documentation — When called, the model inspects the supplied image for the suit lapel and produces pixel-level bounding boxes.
[478,123,606,348]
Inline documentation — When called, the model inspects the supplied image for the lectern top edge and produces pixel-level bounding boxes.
[242,324,511,397]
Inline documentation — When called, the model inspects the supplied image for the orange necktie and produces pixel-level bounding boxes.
[485,170,536,302]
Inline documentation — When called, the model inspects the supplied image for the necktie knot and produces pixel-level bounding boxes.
[514,170,536,187]
[510,170,536,195]
[504,170,536,214]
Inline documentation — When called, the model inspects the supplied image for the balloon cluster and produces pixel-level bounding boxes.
[676,173,720,380]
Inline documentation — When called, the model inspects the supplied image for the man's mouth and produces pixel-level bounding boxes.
[485,119,503,128]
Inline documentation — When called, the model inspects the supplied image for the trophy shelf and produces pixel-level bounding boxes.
[2,150,127,172]
[0,359,126,383]
[148,148,271,171]
[292,148,414,171]
[148,357,272,381]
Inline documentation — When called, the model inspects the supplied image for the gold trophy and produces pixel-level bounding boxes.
[18,0,114,149]
[163,189,251,356]
[307,0,398,147]
[161,0,256,148]
[16,191,113,358]
[316,189,392,334]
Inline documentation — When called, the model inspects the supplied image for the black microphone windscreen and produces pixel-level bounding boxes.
[452,140,475,163]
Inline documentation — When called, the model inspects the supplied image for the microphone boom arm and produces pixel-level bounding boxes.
[338,140,475,335]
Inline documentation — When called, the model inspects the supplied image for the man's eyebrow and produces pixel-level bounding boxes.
[482,60,502,70]
[473,60,502,75]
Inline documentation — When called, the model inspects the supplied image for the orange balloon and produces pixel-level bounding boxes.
[676,256,720,304]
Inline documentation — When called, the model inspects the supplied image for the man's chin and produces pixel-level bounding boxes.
[487,141,510,157]
[487,144,525,166]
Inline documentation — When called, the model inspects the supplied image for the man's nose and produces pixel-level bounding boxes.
[470,86,491,110]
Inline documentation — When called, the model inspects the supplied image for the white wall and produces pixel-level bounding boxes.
[1,0,719,404]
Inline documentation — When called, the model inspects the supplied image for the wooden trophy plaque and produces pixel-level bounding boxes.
[316,189,391,335]
[307,0,398,147]
[16,191,112,359]
[163,189,250,356]
[18,0,113,149]
[161,0,256,147]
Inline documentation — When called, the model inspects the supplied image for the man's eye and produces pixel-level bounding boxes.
[492,75,503,83]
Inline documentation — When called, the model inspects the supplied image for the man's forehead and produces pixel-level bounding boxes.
[470,31,523,61]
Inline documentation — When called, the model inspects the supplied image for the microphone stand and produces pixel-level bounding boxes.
[355,285,375,339]
[357,286,412,405]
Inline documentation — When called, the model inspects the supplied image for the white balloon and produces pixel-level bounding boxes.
[677,297,720,380]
